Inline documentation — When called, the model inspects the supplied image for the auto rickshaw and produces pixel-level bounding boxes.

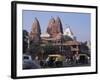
[46,54,65,67]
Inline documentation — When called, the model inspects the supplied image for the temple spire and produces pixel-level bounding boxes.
[31,17,41,34]
[29,17,41,42]
[55,16,63,34]
[47,17,63,38]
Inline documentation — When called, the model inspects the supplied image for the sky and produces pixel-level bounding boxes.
[22,10,91,42]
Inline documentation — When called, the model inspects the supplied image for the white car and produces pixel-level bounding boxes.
[23,54,41,69]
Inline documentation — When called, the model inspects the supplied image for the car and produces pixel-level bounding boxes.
[23,54,41,69]
[78,54,89,64]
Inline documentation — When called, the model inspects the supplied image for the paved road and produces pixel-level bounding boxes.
[40,61,90,68]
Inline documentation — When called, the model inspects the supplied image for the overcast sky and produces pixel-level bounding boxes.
[22,10,91,42]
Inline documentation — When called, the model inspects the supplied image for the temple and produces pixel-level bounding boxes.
[27,17,82,60]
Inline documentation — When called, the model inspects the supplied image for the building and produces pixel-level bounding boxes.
[28,17,81,60]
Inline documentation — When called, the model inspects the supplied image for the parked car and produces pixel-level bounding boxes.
[78,54,89,64]
[23,54,41,69]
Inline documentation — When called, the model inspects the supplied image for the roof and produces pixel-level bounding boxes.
[65,41,80,45]
[40,33,50,37]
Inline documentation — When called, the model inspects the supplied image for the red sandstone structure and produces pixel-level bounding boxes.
[29,17,41,43]
[29,17,80,60]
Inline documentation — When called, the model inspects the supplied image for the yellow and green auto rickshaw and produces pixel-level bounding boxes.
[46,54,65,67]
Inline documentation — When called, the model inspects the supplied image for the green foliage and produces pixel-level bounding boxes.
[23,30,29,53]
[42,43,59,54]
[29,42,41,54]
[63,35,73,41]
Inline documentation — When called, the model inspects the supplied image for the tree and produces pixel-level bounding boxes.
[63,35,73,41]
[80,42,90,57]
[42,43,59,55]
[23,30,29,53]
[29,42,41,59]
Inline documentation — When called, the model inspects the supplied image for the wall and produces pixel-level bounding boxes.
[0,0,99,80]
